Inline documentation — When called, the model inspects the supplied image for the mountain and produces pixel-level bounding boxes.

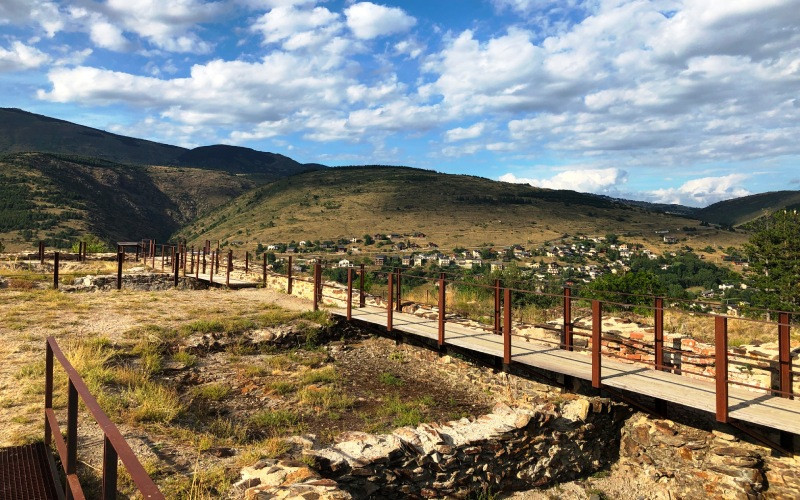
[175,166,745,251]
[0,108,323,179]
[0,152,255,248]
[696,191,800,226]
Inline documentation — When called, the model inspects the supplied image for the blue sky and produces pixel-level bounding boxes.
[1,0,799,207]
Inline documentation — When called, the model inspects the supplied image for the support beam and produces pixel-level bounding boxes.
[347,267,353,321]
[563,287,573,351]
[387,271,393,332]
[116,251,123,290]
[592,300,602,389]
[779,312,792,399]
[53,252,59,289]
[655,297,665,371]
[438,273,446,348]
[494,279,501,335]
[715,315,729,423]
[503,288,511,368]
[359,264,365,307]
[287,256,293,294]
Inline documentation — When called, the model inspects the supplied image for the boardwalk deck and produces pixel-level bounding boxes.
[192,273,259,289]
[334,305,800,436]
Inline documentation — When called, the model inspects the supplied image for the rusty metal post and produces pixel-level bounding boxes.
[216,248,220,271]
[245,252,249,274]
[202,248,207,274]
[395,268,402,312]
[347,267,353,320]
[171,246,176,271]
[101,435,118,500]
[53,251,59,289]
[359,263,365,307]
[313,263,320,311]
[387,271,394,332]
[190,246,194,274]
[161,245,165,270]
[209,252,214,284]
[195,251,200,279]
[779,312,792,399]
[494,279,501,335]
[151,240,155,268]
[44,341,53,446]
[135,241,140,262]
[67,380,78,496]
[263,253,267,287]
[655,297,664,371]
[503,287,512,368]
[592,300,602,389]
[715,315,729,423]
[226,250,232,287]
[116,251,123,290]
[438,273,446,348]
[287,256,293,294]
[182,244,187,276]
[563,287,573,351]
[39,241,45,264]
[174,249,180,288]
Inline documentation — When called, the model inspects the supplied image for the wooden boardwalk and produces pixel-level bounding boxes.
[192,272,259,289]
[334,305,800,436]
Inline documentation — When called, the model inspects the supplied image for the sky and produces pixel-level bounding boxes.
[1,0,799,207]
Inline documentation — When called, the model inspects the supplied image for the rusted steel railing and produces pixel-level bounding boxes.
[45,337,163,499]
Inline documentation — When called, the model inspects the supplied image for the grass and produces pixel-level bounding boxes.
[379,372,403,386]
[300,366,338,385]
[378,395,434,428]
[298,386,355,410]
[249,409,301,436]
[193,383,231,402]
[173,350,197,368]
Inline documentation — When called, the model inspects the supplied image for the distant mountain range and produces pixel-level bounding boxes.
[0,108,322,179]
[0,107,797,250]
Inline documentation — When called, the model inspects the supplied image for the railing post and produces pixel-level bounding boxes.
[592,300,602,389]
[161,245,165,271]
[779,312,792,399]
[117,251,123,290]
[359,264,365,307]
[190,246,194,274]
[44,341,53,446]
[438,273,446,348]
[287,256,293,294]
[263,253,267,287]
[202,248,206,274]
[655,297,664,371]
[715,315,729,423]
[226,250,232,287]
[135,241,140,262]
[182,244,187,275]
[245,252,249,274]
[503,288,511,368]
[67,380,78,499]
[395,268,402,312]
[174,249,180,288]
[151,240,155,268]
[387,271,393,331]
[313,263,320,311]
[171,246,175,271]
[347,267,353,321]
[209,252,214,284]
[102,435,118,500]
[53,252,59,289]
[563,287,573,351]
[39,241,45,264]
[215,249,220,273]
[494,279,501,335]
[195,251,200,280]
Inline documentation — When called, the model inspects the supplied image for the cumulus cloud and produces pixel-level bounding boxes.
[0,41,50,72]
[647,174,751,207]
[445,122,485,142]
[499,168,628,194]
[345,2,416,40]
[251,5,342,48]
[0,0,64,37]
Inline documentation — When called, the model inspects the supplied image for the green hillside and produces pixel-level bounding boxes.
[0,153,254,250]
[176,166,745,252]
[696,191,800,226]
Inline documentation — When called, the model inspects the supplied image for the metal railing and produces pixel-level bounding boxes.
[45,337,164,499]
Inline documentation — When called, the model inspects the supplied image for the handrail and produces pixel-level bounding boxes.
[45,336,164,499]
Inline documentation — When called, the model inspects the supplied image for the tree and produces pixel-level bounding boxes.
[744,210,800,310]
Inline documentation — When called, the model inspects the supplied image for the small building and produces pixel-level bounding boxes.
[286,246,296,254]
[401,255,412,266]
[374,255,386,266]
[490,262,504,272]
[338,259,352,268]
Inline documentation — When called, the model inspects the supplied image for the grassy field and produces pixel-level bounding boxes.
[176,166,749,254]
[0,285,493,497]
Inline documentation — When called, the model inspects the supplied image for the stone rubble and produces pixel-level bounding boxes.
[235,399,626,499]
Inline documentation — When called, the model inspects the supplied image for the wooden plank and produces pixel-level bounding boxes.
[335,306,800,435]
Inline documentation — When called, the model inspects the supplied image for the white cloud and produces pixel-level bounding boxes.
[344,2,416,40]
[0,0,64,37]
[647,174,751,207]
[445,122,485,142]
[0,41,50,72]
[499,168,628,194]
[88,19,129,51]
[251,5,341,48]
[394,38,424,59]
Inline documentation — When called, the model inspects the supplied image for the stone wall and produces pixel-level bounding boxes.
[63,273,203,292]
[237,399,627,499]
[619,413,800,499]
